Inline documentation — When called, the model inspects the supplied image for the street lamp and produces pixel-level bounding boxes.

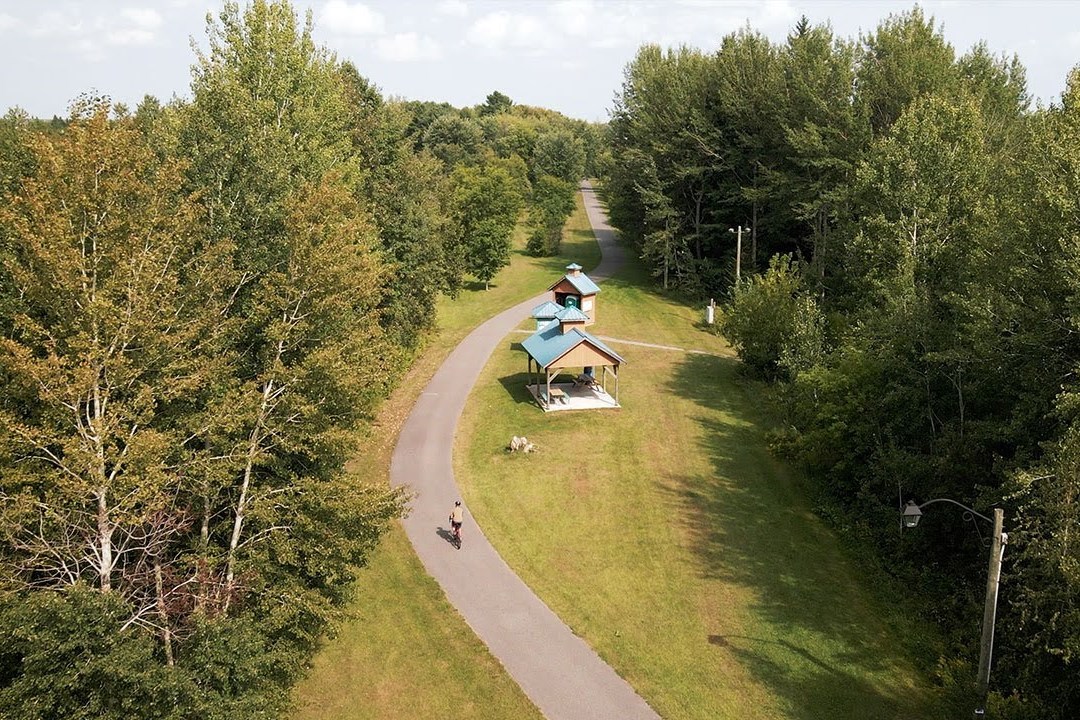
[900,499,1007,718]
[728,225,750,285]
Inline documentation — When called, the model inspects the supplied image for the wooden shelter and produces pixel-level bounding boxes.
[521,307,623,409]
[521,261,622,410]
[548,263,600,325]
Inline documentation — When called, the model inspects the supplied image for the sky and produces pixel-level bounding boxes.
[1,0,1079,123]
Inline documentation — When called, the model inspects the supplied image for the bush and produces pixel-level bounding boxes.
[0,588,189,720]
[720,254,823,379]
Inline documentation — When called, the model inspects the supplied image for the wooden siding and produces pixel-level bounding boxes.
[550,279,597,324]
[550,342,619,370]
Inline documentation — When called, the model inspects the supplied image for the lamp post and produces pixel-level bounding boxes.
[728,225,750,285]
[901,499,1007,717]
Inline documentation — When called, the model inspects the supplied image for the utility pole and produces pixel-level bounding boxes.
[975,508,1007,717]
[902,500,1008,718]
[729,226,750,285]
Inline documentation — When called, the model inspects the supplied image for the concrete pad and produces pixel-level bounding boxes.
[527,382,620,411]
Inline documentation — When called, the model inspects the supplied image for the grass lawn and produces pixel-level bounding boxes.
[454,206,952,717]
[291,194,599,719]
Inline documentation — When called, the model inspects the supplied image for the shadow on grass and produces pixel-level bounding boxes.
[497,371,541,405]
[663,352,941,720]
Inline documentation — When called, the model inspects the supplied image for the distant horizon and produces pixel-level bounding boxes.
[2,1,1078,123]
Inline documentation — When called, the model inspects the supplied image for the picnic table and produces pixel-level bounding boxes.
[548,387,568,404]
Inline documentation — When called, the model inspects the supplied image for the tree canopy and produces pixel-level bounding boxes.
[605,9,1080,718]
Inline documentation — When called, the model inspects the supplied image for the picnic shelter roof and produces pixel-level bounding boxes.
[521,322,624,370]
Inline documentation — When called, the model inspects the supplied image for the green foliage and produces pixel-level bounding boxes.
[0,98,231,602]
[606,9,1080,716]
[855,7,959,134]
[0,108,35,198]
[450,164,524,289]
[344,75,457,348]
[478,90,513,116]
[532,128,585,183]
[1004,444,1080,718]
[0,3,414,716]
[0,588,188,720]
[525,174,575,256]
[720,255,821,379]
[422,112,486,167]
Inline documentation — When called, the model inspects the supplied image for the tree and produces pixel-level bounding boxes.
[422,112,485,167]
[720,255,821,378]
[779,18,863,290]
[180,0,405,627]
[0,588,190,720]
[0,98,232,653]
[450,165,523,289]
[340,64,458,348]
[0,3,408,711]
[525,174,575,256]
[855,7,958,135]
[479,90,514,116]
[532,128,585,183]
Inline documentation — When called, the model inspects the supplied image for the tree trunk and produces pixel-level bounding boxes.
[97,487,112,592]
[693,187,703,259]
[92,367,114,593]
[224,371,276,613]
[751,200,758,271]
[155,560,174,666]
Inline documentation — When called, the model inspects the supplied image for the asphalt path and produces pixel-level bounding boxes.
[389,181,659,720]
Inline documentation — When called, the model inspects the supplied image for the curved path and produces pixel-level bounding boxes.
[390,182,659,720]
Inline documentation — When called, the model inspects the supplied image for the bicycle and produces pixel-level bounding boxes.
[449,517,462,549]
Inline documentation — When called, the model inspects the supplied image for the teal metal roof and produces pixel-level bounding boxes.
[548,265,601,296]
[555,306,589,322]
[531,300,563,319]
[569,273,601,295]
[521,323,625,369]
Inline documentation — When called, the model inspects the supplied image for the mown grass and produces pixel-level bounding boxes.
[455,203,950,718]
[291,195,599,719]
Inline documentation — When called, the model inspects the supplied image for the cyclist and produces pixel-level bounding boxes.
[449,501,464,546]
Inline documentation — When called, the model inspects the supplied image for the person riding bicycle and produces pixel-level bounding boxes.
[449,501,464,539]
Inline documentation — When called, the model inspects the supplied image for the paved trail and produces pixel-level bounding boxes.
[389,182,659,720]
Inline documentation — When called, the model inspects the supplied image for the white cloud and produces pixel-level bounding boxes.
[467,11,505,48]
[466,11,555,53]
[104,7,162,46]
[437,0,469,17]
[0,13,17,32]
[107,27,156,46]
[27,6,162,54]
[120,8,163,30]
[582,5,654,51]
[30,10,84,38]
[320,0,385,35]
[761,0,798,26]
[376,32,442,62]
[551,0,592,37]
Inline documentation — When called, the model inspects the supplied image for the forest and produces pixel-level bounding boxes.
[604,7,1079,718]
[0,2,599,717]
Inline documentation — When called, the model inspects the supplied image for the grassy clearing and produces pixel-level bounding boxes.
[291,196,599,719]
[292,527,539,720]
[455,207,950,717]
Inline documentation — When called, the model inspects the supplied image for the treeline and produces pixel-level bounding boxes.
[0,1,596,717]
[402,91,602,261]
[605,7,1079,718]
